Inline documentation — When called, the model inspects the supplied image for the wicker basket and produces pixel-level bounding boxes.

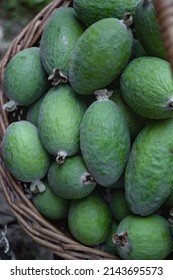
[0,0,172,260]
[0,0,120,260]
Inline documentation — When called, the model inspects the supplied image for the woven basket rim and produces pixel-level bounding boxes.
[0,0,119,260]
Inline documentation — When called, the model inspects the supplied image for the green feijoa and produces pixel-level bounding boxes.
[73,0,140,26]
[100,221,118,255]
[3,47,48,111]
[2,121,51,183]
[125,118,173,216]
[47,156,96,199]
[80,90,130,187]
[135,0,166,59]
[68,191,112,246]
[113,214,173,260]
[26,94,45,127]
[121,57,173,119]
[38,85,86,163]
[110,90,145,140]
[131,39,148,59]
[69,17,133,95]
[109,189,131,222]
[32,180,70,220]
[40,7,84,81]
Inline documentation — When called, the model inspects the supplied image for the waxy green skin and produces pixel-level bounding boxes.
[3,47,48,106]
[2,121,51,182]
[68,192,112,246]
[135,0,166,59]
[115,215,173,260]
[125,118,173,216]
[69,18,133,95]
[40,7,84,76]
[101,221,118,255]
[47,156,96,199]
[38,85,86,157]
[32,181,70,220]
[121,57,173,119]
[74,0,140,26]
[80,99,130,186]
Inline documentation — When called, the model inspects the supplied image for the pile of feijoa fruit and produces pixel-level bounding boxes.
[2,0,173,260]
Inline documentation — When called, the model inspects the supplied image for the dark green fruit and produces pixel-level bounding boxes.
[100,221,118,255]
[135,0,166,59]
[121,57,173,119]
[125,118,173,216]
[48,156,96,199]
[2,121,51,183]
[40,7,84,80]
[110,189,131,221]
[69,17,133,95]
[32,180,70,220]
[3,47,48,111]
[38,85,86,163]
[80,90,130,186]
[73,0,140,26]
[68,191,112,246]
[113,214,173,259]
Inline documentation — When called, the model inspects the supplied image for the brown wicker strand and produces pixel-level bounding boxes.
[153,0,173,69]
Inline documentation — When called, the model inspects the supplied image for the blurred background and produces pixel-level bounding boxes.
[0,0,54,260]
[0,0,52,59]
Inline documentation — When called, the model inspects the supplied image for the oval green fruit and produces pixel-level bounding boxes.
[26,94,45,127]
[113,214,173,260]
[40,7,84,78]
[68,191,112,246]
[110,90,145,140]
[135,0,166,59]
[3,47,48,110]
[109,189,131,222]
[73,0,140,26]
[100,221,118,255]
[69,18,133,95]
[32,180,70,220]
[125,118,173,216]
[2,121,51,182]
[47,156,96,199]
[121,57,173,119]
[38,85,86,163]
[80,90,130,186]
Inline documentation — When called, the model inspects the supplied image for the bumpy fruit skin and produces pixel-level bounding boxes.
[121,57,173,119]
[114,214,173,260]
[125,118,173,216]
[110,90,145,140]
[47,156,96,199]
[135,0,166,59]
[69,18,133,95]
[38,85,86,158]
[68,191,112,246]
[80,98,130,186]
[40,7,84,76]
[3,47,48,106]
[73,0,140,26]
[2,121,51,182]
[32,180,70,220]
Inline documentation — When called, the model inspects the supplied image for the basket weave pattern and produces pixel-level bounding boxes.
[0,0,120,260]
